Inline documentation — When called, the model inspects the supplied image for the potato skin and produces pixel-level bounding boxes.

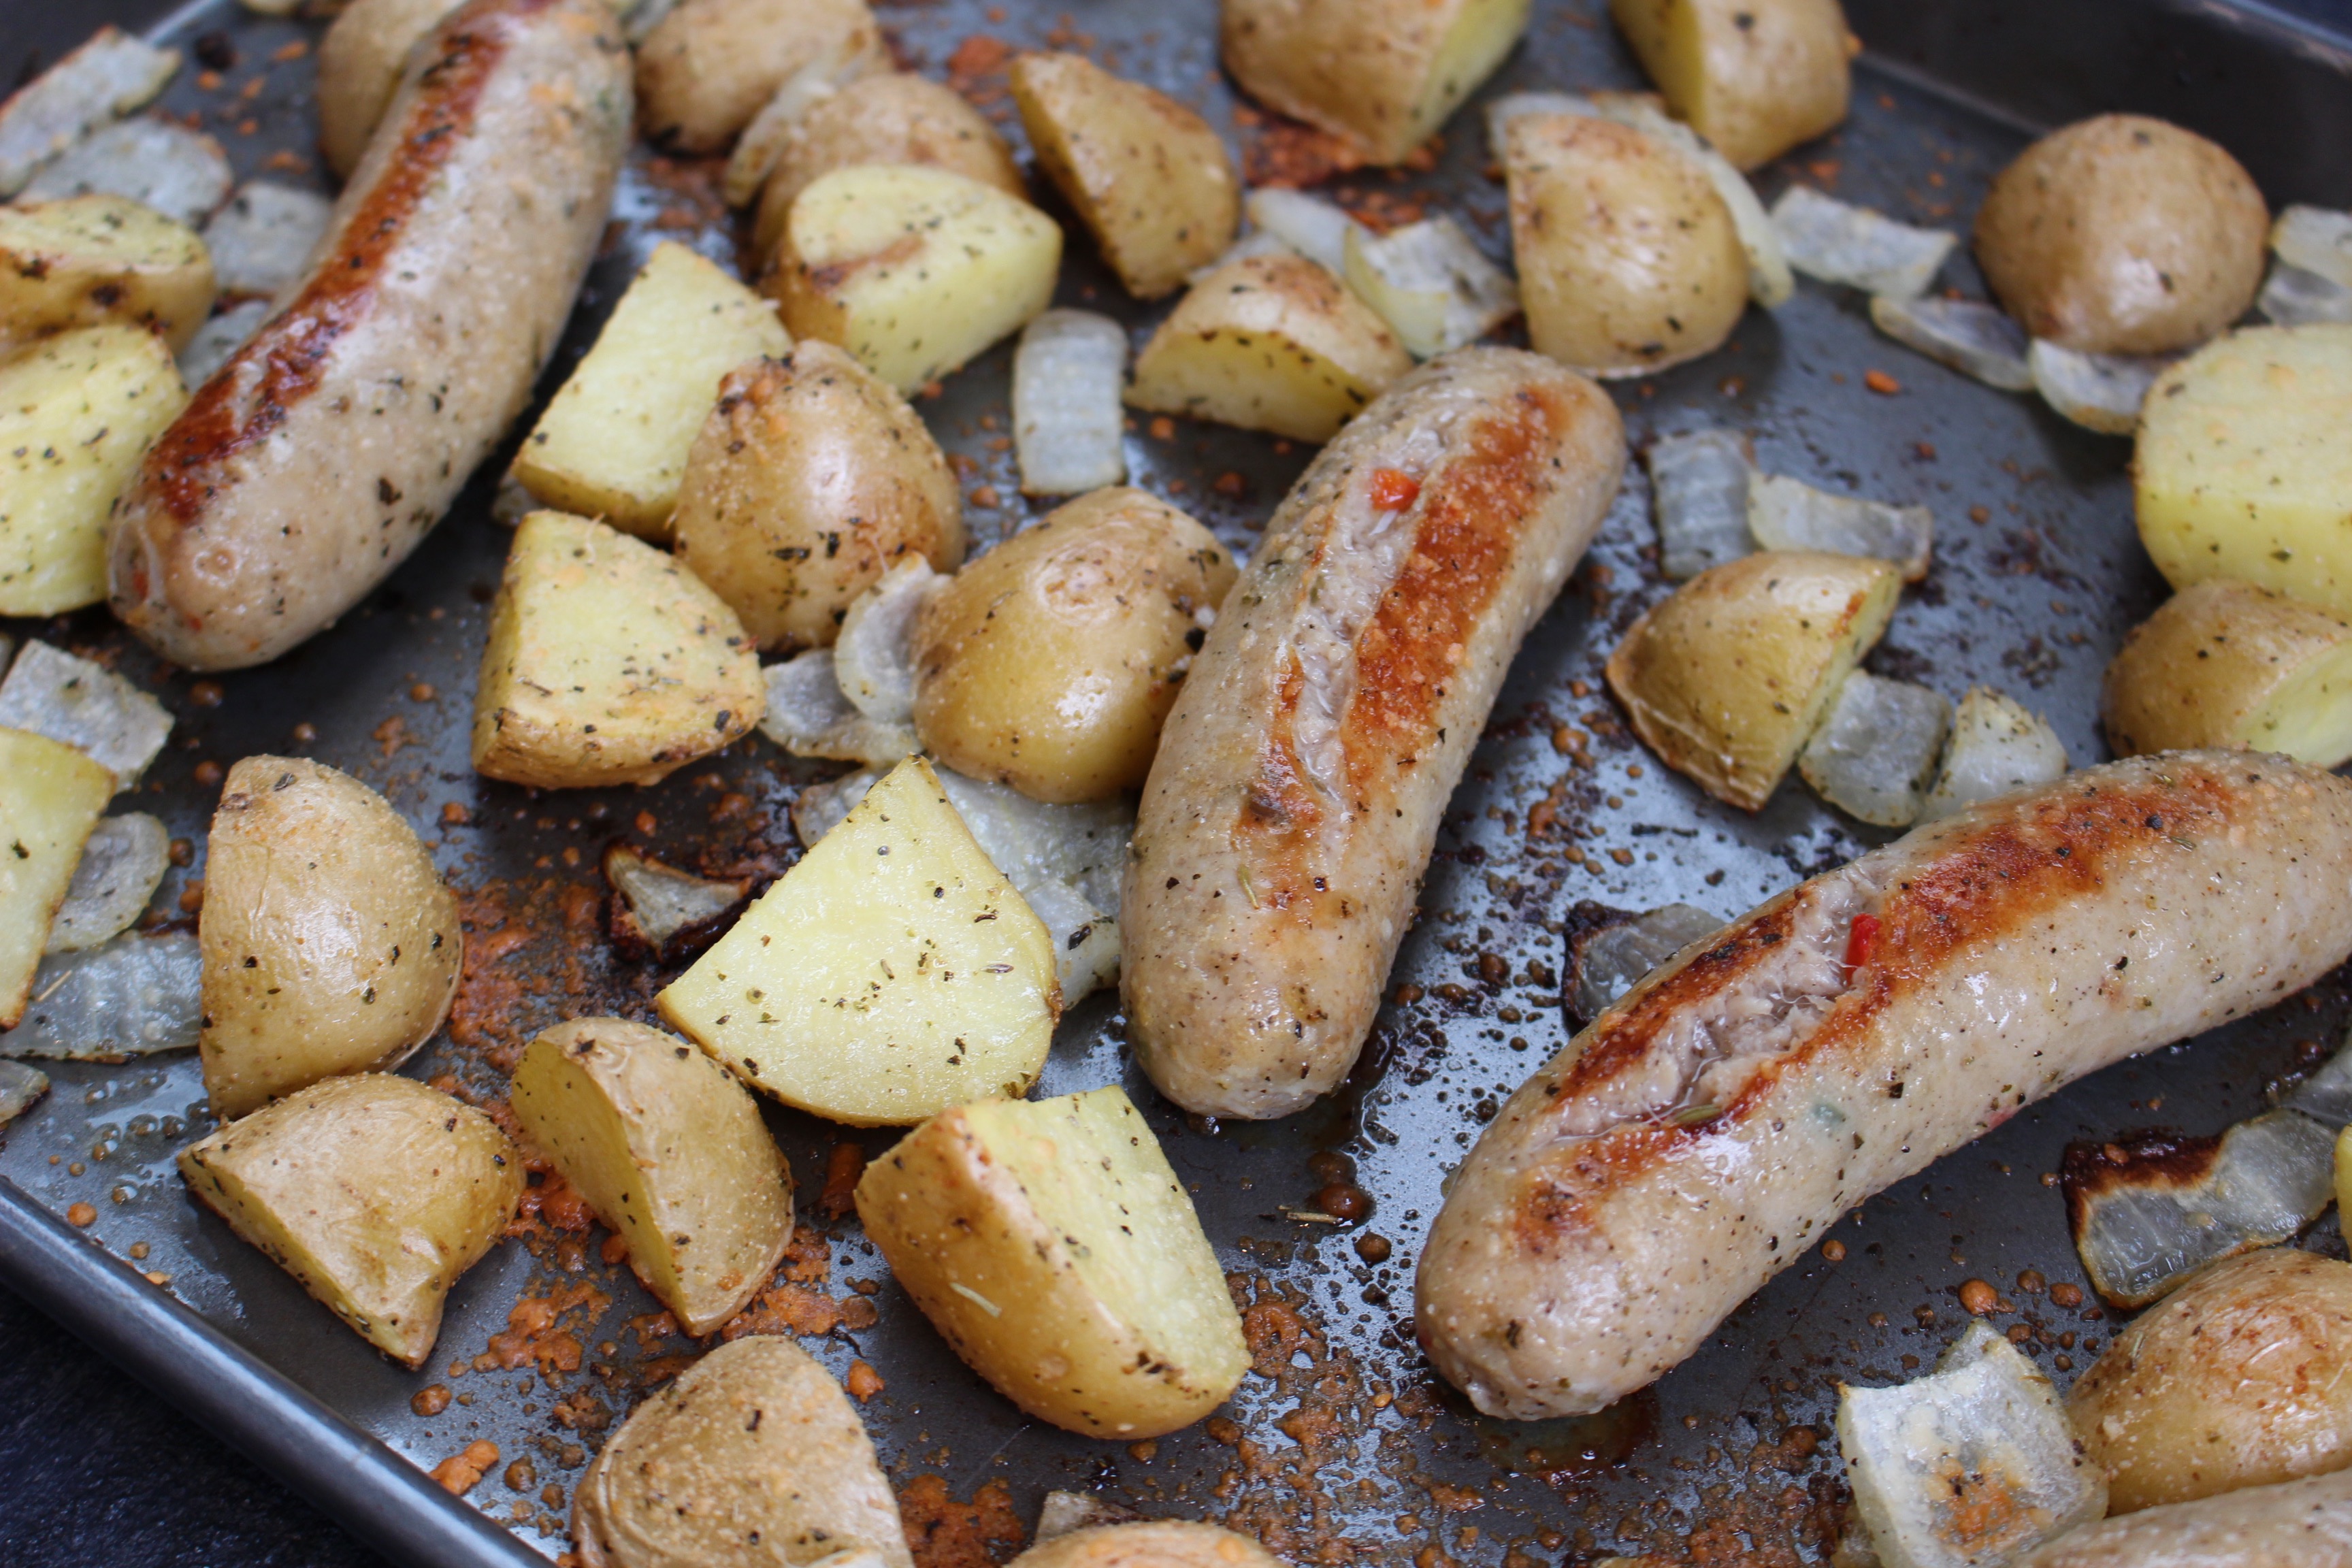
[671,342,964,651]
[1011,1523,1285,1568]
[1975,115,2268,356]
[199,757,461,1120]
[1607,0,1852,171]
[635,0,881,154]
[316,0,468,178]
[1505,114,1747,378]
[2067,1248,2352,1514]
[912,488,1238,803]
[2104,579,2352,766]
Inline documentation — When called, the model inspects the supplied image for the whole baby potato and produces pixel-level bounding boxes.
[1607,0,1852,171]
[913,488,1239,803]
[2067,1247,2352,1513]
[670,341,964,651]
[1975,114,2268,356]
[199,757,462,1120]
[636,0,881,154]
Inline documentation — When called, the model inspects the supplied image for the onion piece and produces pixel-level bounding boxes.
[46,813,169,953]
[1187,227,1294,286]
[2028,339,2174,436]
[2272,204,2352,291]
[200,182,333,297]
[2290,1039,2352,1126]
[1918,687,2068,823]
[1013,309,1129,497]
[0,27,179,198]
[757,650,919,767]
[834,559,943,724]
[1769,186,1956,301]
[1799,674,1952,829]
[1838,1321,2106,1568]
[1035,1492,1145,1542]
[1584,93,1792,308]
[0,1060,47,1124]
[2,930,201,1060]
[22,116,233,228]
[1868,295,2034,392]
[178,297,273,389]
[1646,429,1754,580]
[0,640,174,791]
[720,33,887,208]
[2257,261,2352,327]
[1341,215,1519,358]
[1748,473,1933,581]
[1568,903,1726,1024]
[602,845,751,962]
[1243,188,1362,276]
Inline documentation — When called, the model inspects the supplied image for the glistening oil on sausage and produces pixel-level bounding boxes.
[1120,348,1627,1120]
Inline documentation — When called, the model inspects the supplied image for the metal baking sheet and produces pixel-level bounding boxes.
[3,1,2351,1563]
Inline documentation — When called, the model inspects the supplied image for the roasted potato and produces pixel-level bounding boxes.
[0,325,189,617]
[856,1086,1249,1438]
[198,757,462,1119]
[765,164,1062,394]
[1607,0,1852,171]
[1505,112,1747,378]
[911,488,1237,802]
[670,341,964,651]
[1220,0,1531,166]
[510,1017,794,1336]
[1975,115,2268,356]
[636,0,882,154]
[572,1335,913,1568]
[1126,252,1413,441]
[2068,1247,2352,1513]
[510,241,792,540]
[2136,324,2352,617]
[178,1075,522,1367]
[0,727,113,1028]
[659,757,1058,1126]
[315,0,468,178]
[1010,1522,1285,1568]
[752,73,1026,263]
[1605,550,1902,811]
[1010,52,1240,300]
[0,195,216,354]
[472,510,765,789]
[2103,580,2352,766]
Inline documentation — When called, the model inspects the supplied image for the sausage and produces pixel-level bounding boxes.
[107,0,630,671]
[2015,1467,2352,1568]
[1120,348,1627,1120]
[1416,751,2352,1418]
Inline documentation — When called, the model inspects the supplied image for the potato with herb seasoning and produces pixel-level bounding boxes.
[0,194,216,354]
[1607,0,1852,170]
[0,728,114,1028]
[2103,579,2352,767]
[316,0,469,178]
[634,0,881,154]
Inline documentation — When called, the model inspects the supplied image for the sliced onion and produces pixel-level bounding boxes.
[200,182,333,297]
[756,650,919,766]
[1868,294,2033,391]
[1585,93,1792,308]
[720,33,887,208]
[1838,1321,2106,1568]
[1748,472,1933,581]
[602,844,750,962]
[2,929,201,1060]
[46,813,168,953]
[1770,186,1956,301]
[834,559,943,725]
[1646,429,1754,581]
[0,27,179,197]
[177,297,272,389]
[0,1061,46,1124]
[1918,686,2068,823]
[2273,204,2352,291]
[22,116,232,229]
[0,640,174,791]
[1014,310,1129,497]
[2029,339,2174,436]
[1799,674,1952,829]
[1341,214,1519,358]
[1035,1492,1145,1542]
[2290,1038,2352,1126]
[1243,188,1362,277]
[1569,903,1725,1024]
[1187,227,1294,286]
[2258,261,2352,327]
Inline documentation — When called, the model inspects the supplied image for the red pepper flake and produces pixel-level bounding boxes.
[1369,468,1420,510]
[1844,913,1882,978]
[1864,369,1902,395]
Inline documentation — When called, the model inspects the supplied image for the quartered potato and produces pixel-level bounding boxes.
[1010,1522,1286,1568]
[2104,580,2352,766]
[316,0,468,178]
[0,194,216,353]
[0,728,114,1029]
[471,510,764,789]
[912,488,1238,803]
[573,1335,913,1568]
[198,757,462,1119]
[670,340,964,651]
[1011,52,1239,300]
[1605,551,1901,811]
[856,1087,1249,1438]
[635,0,883,154]
[511,1017,794,1336]
[1607,0,1852,171]
[178,1075,523,1368]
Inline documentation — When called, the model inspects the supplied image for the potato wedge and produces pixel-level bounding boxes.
[670,340,964,651]
[659,756,1058,1126]
[1605,550,1901,811]
[0,728,114,1029]
[2136,324,2352,617]
[510,241,791,539]
[2104,580,2352,766]
[0,194,216,354]
[912,487,1237,802]
[1220,0,1531,166]
[178,1075,521,1367]
[572,1335,913,1568]
[511,1017,793,1336]
[199,756,462,1119]
[0,325,188,617]
[635,0,882,154]
[2068,1247,2352,1513]
[1607,0,1852,171]
[316,0,468,178]
[856,1086,1248,1437]
[472,510,764,789]
[1011,52,1239,300]
[1504,112,1748,378]
[1011,1522,1284,1568]
[1126,252,1413,441]
[766,165,1061,393]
